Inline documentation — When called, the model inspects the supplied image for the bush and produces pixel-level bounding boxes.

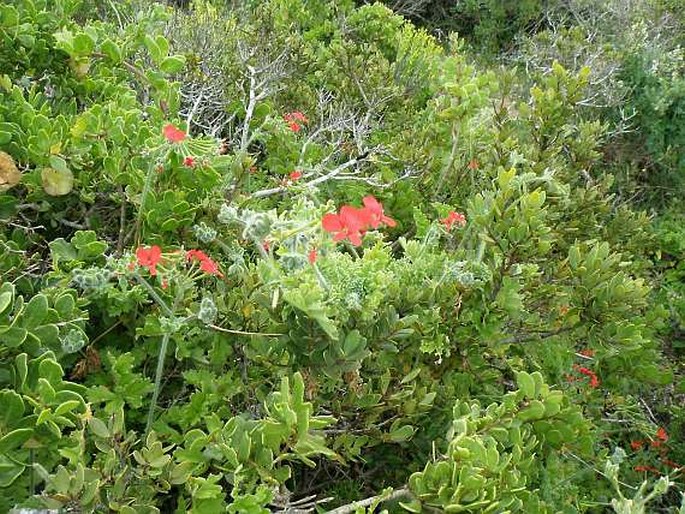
[0,0,681,512]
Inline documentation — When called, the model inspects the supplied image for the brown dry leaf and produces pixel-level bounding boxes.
[0,151,21,192]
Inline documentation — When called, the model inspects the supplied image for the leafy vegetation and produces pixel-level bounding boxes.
[0,0,683,512]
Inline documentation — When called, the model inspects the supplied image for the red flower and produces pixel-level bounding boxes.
[308,248,318,264]
[183,156,196,168]
[322,197,397,246]
[362,196,396,229]
[163,123,187,143]
[441,211,467,231]
[467,159,479,170]
[284,112,308,133]
[289,170,303,181]
[576,366,600,388]
[662,459,681,470]
[634,465,659,473]
[322,206,369,247]
[630,440,644,451]
[186,249,223,278]
[136,245,162,276]
[656,427,669,442]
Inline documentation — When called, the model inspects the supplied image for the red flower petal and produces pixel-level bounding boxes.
[136,245,162,276]
[322,213,343,233]
[163,123,187,143]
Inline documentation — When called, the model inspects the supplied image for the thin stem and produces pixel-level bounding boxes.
[145,331,170,436]
[134,161,158,246]
[208,324,283,337]
[325,488,412,514]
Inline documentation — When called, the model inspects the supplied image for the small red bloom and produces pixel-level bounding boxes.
[576,366,600,388]
[634,465,659,473]
[284,112,308,133]
[322,206,369,247]
[163,123,187,143]
[186,249,223,278]
[630,440,644,451]
[467,158,479,171]
[136,245,162,276]
[362,196,396,229]
[441,211,467,231]
[183,156,196,168]
[662,459,681,470]
[289,170,302,181]
[656,427,668,442]
[308,248,317,264]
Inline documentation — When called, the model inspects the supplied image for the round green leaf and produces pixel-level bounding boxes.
[41,167,74,196]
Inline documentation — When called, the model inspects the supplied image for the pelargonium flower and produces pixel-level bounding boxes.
[576,366,600,388]
[362,196,396,229]
[163,123,187,143]
[308,248,318,264]
[630,440,644,451]
[442,211,467,231]
[136,245,162,276]
[284,111,308,133]
[322,196,397,247]
[186,249,223,278]
[289,170,302,181]
[322,206,369,247]
[183,156,196,168]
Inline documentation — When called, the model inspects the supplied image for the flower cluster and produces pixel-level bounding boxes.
[283,111,308,132]
[162,123,187,143]
[322,196,396,247]
[186,249,223,277]
[566,364,599,389]
[132,245,223,279]
[631,427,682,473]
[136,245,163,276]
[441,211,467,231]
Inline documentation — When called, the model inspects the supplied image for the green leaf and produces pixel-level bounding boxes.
[24,294,48,326]
[54,400,82,416]
[100,39,122,62]
[15,354,28,390]
[73,33,95,56]
[160,55,186,74]
[0,428,33,452]
[389,425,415,442]
[49,238,78,264]
[42,166,74,196]
[516,371,536,398]
[89,417,110,438]
[0,455,24,487]
[0,290,13,315]
[0,390,24,428]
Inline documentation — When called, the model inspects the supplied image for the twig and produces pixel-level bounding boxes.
[325,488,412,514]
[208,324,283,337]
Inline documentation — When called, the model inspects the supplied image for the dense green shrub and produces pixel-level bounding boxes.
[0,0,682,512]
